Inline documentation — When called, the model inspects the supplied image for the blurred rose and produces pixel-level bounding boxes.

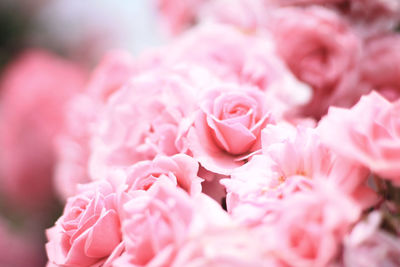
[155,0,209,34]
[265,0,400,37]
[346,0,400,37]
[161,24,311,110]
[118,181,230,266]
[170,227,275,267]
[361,34,400,101]
[263,182,361,267]
[199,0,268,33]
[85,50,136,102]
[343,211,400,267]
[268,0,343,4]
[54,50,135,200]
[121,183,195,266]
[0,49,87,211]
[88,66,209,180]
[318,91,400,185]
[269,6,363,118]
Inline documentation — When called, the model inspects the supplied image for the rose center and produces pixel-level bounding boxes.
[221,103,251,120]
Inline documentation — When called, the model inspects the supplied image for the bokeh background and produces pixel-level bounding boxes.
[0,1,164,266]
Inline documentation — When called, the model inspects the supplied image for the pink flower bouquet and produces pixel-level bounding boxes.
[1,1,400,266]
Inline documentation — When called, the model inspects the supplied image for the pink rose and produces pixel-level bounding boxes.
[162,24,311,109]
[89,67,202,180]
[271,0,343,4]
[223,124,376,225]
[125,154,203,195]
[266,0,400,37]
[199,0,268,33]
[343,211,400,267]
[119,181,230,266]
[54,94,99,200]
[0,49,87,210]
[263,181,361,267]
[46,180,123,266]
[269,6,363,118]
[155,0,209,34]
[54,51,135,199]
[360,34,400,101]
[187,84,274,175]
[85,50,136,102]
[164,24,272,83]
[318,91,400,185]
[170,227,276,267]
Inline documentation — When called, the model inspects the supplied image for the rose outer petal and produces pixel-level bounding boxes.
[65,229,98,266]
[209,116,256,155]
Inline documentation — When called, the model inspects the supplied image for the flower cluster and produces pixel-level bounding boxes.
[0,1,399,267]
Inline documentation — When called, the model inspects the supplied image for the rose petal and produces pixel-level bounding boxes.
[85,210,121,258]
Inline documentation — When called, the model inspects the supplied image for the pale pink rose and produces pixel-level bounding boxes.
[54,94,99,200]
[163,24,276,84]
[199,0,268,33]
[88,67,204,180]
[262,181,362,267]
[125,154,203,196]
[0,49,87,210]
[162,24,311,110]
[343,211,400,267]
[85,50,136,102]
[155,0,209,34]
[118,181,230,266]
[266,0,400,37]
[223,124,376,225]
[0,218,45,267]
[261,125,374,205]
[55,51,135,200]
[269,6,363,118]
[318,91,400,185]
[170,227,277,267]
[187,84,274,175]
[360,34,400,101]
[46,180,124,266]
[269,0,343,4]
